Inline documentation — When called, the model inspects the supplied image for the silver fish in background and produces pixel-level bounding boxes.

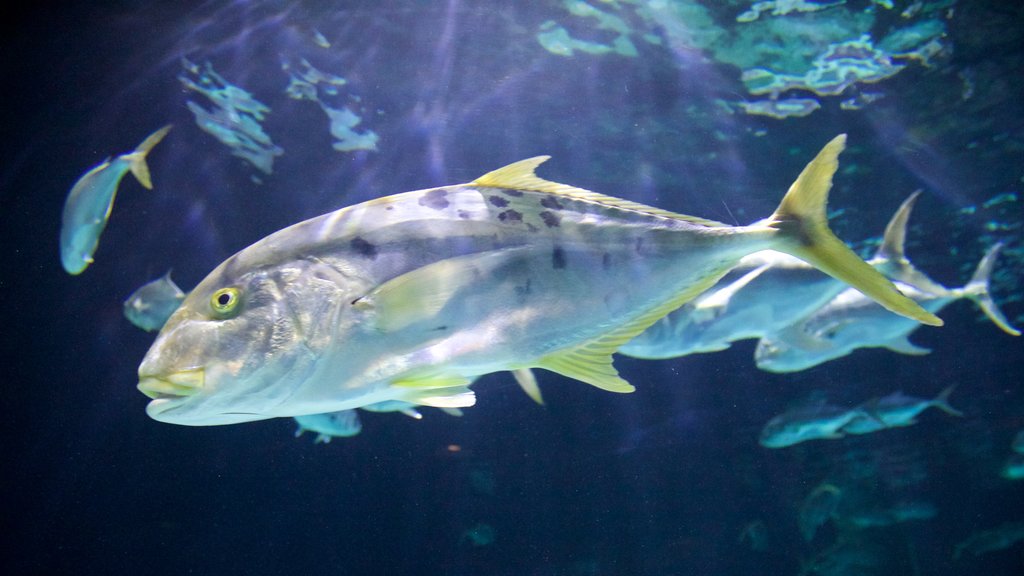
[123,271,187,332]
[620,191,923,360]
[953,521,1024,560]
[759,398,869,448]
[756,243,1019,373]
[60,125,172,275]
[839,501,937,529]
[294,409,362,443]
[841,385,962,435]
[137,135,940,426]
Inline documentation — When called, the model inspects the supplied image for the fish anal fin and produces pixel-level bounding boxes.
[537,347,634,393]
[538,275,724,393]
[472,157,727,227]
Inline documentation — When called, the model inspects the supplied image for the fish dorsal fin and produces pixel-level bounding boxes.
[694,264,772,315]
[537,266,734,393]
[472,157,728,228]
[871,191,948,294]
[875,191,920,263]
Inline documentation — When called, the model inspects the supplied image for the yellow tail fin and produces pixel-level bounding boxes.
[767,135,943,327]
[125,124,173,190]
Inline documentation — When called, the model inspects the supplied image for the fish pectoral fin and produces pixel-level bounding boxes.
[885,337,931,355]
[512,368,544,406]
[359,248,528,332]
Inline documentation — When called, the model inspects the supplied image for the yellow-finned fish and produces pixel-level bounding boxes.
[137,135,941,426]
[60,125,172,275]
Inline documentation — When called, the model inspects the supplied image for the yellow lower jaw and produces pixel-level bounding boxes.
[138,369,205,399]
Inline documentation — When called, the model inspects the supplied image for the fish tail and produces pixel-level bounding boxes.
[932,385,963,417]
[763,134,943,327]
[124,124,173,190]
[961,243,1021,336]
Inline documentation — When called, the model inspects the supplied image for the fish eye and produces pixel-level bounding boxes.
[210,287,242,318]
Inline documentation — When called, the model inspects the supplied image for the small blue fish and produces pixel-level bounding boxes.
[123,271,187,332]
[60,125,172,274]
[293,409,363,443]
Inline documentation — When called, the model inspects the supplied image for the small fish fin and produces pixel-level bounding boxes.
[765,135,942,327]
[512,368,544,406]
[775,322,834,352]
[855,406,888,428]
[294,425,305,438]
[961,243,1021,336]
[694,264,771,314]
[357,247,527,332]
[932,385,964,417]
[124,124,172,190]
[314,434,331,444]
[885,336,931,355]
[440,407,464,417]
[400,408,424,420]
[405,387,477,409]
[472,157,728,228]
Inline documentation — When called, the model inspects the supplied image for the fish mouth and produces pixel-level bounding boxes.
[138,369,205,400]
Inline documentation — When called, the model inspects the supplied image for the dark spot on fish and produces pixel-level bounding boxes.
[526,222,538,233]
[498,209,522,222]
[419,188,450,210]
[501,188,524,197]
[488,195,509,208]
[540,196,564,210]
[552,246,566,270]
[514,279,532,301]
[432,325,448,332]
[351,237,378,259]
[457,210,471,219]
[602,252,612,269]
[385,206,394,211]
[539,211,560,228]
[635,237,645,255]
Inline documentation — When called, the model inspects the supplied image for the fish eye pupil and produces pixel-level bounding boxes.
[217,293,232,307]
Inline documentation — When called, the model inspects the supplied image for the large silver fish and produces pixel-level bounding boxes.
[619,192,922,359]
[60,125,172,275]
[137,135,940,426]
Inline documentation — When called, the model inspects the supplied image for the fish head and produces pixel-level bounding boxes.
[754,338,815,373]
[137,257,359,425]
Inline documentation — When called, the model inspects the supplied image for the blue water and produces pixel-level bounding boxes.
[2,1,1022,574]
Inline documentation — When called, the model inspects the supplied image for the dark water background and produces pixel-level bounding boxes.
[1,1,1022,574]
